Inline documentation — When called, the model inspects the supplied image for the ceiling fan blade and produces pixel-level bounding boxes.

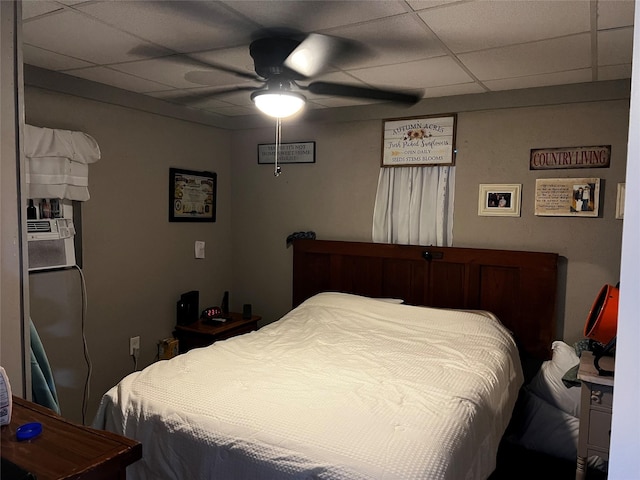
[284,34,370,78]
[306,81,423,105]
[284,34,340,78]
[129,45,260,81]
[167,85,260,104]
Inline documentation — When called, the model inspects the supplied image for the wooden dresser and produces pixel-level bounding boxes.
[576,351,614,480]
[1,396,141,479]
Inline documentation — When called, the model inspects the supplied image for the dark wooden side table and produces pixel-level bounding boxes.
[1,396,141,480]
[173,311,260,353]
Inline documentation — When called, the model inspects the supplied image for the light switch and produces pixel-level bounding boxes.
[195,241,205,259]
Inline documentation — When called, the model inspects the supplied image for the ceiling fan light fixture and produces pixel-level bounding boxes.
[251,90,306,118]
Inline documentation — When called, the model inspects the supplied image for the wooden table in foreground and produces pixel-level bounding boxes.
[1,396,141,480]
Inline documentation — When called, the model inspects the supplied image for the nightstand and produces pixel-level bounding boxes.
[576,351,614,480]
[173,311,260,353]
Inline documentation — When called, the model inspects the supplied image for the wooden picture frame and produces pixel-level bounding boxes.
[478,184,522,217]
[169,168,216,222]
[534,177,600,217]
[381,114,456,167]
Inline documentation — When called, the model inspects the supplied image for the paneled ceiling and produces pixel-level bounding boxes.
[21,0,635,118]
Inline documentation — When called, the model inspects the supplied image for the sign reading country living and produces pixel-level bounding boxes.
[530,145,611,170]
[382,115,456,167]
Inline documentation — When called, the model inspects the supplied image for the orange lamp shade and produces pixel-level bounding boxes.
[584,284,619,345]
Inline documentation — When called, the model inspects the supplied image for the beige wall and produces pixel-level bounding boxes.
[231,99,628,347]
[24,81,628,424]
[26,87,233,423]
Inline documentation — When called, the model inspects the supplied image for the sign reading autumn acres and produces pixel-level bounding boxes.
[382,115,456,167]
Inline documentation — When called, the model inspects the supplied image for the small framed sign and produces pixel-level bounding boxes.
[534,177,600,217]
[478,184,522,217]
[258,142,315,164]
[382,114,456,167]
[169,168,216,222]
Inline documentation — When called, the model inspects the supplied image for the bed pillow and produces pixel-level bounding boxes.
[509,389,579,461]
[528,340,581,417]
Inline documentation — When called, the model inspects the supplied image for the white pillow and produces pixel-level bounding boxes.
[510,389,579,461]
[528,340,581,417]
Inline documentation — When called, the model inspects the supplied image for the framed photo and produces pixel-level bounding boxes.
[534,177,600,217]
[381,114,456,167]
[478,184,522,217]
[169,168,216,222]
[258,142,315,164]
[616,183,625,219]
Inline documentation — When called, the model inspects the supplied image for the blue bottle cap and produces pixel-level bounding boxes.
[16,422,43,441]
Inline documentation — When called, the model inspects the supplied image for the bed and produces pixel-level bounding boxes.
[93,240,559,480]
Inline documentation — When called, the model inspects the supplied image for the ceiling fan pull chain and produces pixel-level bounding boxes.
[274,117,282,177]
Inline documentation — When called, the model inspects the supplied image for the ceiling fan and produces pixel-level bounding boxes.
[166,30,424,118]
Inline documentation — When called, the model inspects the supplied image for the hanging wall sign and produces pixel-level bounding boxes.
[381,114,456,167]
[530,145,611,170]
[257,142,315,164]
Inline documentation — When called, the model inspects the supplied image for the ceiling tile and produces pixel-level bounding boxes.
[407,0,464,10]
[21,9,159,65]
[64,66,173,93]
[23,44,93,71]
[21,1,63,20]
[221,0,408,33]
[349,56,474,89]
[75,1,257,53]
[483,69,593,92]
[326,15,445,69]
[598,0,635,29]
[420,0,590,53]
[459,34,591,81]
[598,27,634,66]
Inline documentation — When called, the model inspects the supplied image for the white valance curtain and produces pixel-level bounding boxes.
[372,166,455,247]
[24,124,101,201]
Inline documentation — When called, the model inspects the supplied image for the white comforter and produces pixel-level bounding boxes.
[94,293,523,480]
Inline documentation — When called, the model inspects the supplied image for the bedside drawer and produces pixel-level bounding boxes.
[588,409,612,450]
[588,385,613,409]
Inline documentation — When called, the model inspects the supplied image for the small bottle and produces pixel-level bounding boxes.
[41,199,51,219]
[27,199,37,219]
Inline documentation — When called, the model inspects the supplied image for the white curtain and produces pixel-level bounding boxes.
[372,166,455,246]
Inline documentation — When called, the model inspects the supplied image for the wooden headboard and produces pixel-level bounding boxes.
[293,240,558,361]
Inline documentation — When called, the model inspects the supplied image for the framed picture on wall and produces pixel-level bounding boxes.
[534,177,600,217]
[478,184,522,217]
[169,168,216,222]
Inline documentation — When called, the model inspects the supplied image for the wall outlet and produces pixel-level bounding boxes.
[130,336,140,355]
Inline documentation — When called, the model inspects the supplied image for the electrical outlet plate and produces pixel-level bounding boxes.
[130,336,140,355]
